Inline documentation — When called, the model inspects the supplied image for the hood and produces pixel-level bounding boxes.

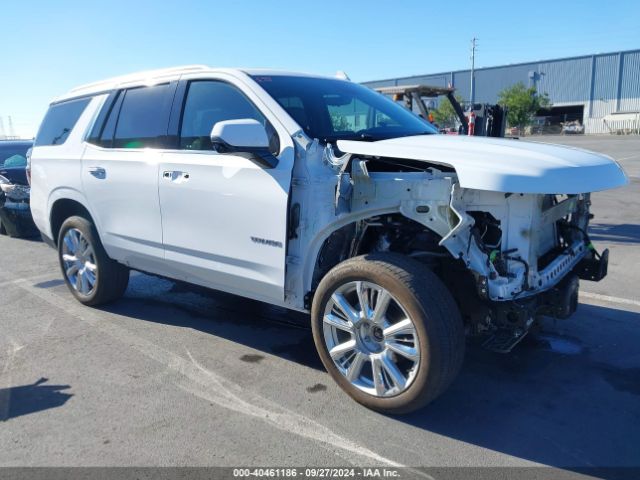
[0,166,28,186]
[336,135,628,194]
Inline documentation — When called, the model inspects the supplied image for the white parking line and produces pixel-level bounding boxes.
[0,273,59,289]
[7,275,430,473]
[581,291,640,307]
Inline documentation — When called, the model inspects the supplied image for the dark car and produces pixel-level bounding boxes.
[0,140,37,237]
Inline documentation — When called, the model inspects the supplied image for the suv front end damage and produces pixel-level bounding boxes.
[442,187,602,301]
[437,187,608,351]
[289,134,626,353]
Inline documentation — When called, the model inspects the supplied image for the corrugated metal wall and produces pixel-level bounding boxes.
[363,49,640,134]
[590,53,619,118]
[620,50,640,112]
[536,57,591,103]
[467,64,532,103]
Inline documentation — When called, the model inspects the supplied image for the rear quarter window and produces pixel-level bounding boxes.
[0,145,29,167]
[35,98,91,146]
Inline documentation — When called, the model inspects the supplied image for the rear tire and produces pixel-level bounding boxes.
[0,218,6,235]
[57,216,129,306]
[311,253,465,414]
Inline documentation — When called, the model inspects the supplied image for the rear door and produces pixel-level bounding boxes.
[82,83,176,272]
[158,76,294,303]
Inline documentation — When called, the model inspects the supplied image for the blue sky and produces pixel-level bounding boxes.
[2,0,639,137]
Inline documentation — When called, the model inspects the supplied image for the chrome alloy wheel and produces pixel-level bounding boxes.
[61,228,97,296]
[322,281,420,397]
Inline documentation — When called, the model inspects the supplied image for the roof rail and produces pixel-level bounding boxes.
[68,65,210,94]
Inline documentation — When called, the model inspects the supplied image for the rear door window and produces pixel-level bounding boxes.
[35,98,91,146]
[112,84,173,148]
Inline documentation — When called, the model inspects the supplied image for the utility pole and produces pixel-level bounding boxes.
[470,37,477,110]
[8,116,15,139]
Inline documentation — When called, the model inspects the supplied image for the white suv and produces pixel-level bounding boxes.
[30,66,627,413]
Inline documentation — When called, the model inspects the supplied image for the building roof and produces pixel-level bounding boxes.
[364,48,640,84]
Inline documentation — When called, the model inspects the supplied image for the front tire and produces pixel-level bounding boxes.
[311,253,465,414]
[57,216,129,306]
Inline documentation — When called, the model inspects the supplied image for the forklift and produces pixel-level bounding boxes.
[375,84,507,137]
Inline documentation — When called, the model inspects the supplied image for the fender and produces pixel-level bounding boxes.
[47,187,104,244]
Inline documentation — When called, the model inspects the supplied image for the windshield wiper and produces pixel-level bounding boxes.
[357,133,377,141]
[322,133,378,144]
[399,131,434,138]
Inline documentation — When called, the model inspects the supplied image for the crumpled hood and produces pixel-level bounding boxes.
[336,135,628,194]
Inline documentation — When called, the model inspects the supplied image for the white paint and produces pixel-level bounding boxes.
[337,135,629,194]
[8,276,422,471]
[181,352,415,470]
[81,142,166,263]
[210,118,269,148]
[580,291,640,308]
[0,273,64,289]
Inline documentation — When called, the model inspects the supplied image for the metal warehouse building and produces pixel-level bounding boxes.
[364,49,640,135]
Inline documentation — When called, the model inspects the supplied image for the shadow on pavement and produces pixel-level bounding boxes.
[589,223,640,244]
[0,377,72,422]
[397,303,640,469]
[41,273,640,469]
[102,274,324,371]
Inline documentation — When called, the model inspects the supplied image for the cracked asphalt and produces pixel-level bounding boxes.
[0,135,639,475]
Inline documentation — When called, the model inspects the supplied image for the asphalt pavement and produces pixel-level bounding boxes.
[0,135,639,476]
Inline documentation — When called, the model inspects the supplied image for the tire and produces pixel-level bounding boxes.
[311,253,465,414]
[0,218,6,235]
[57,216,129,306]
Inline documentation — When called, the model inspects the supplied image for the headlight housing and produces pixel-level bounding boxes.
[0,175,30,201]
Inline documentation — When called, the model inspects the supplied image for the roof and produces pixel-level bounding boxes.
[58,65,212,101]
[54,66,341,103]
[241,68,338,79]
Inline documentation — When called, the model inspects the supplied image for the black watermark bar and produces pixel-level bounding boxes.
[0,468,638,480]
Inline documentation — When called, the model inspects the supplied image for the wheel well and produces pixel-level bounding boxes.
[309,213,484,328]
[50,199,94,245]
[311,214,450,292]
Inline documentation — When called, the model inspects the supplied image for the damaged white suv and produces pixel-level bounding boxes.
[30,66,627,413]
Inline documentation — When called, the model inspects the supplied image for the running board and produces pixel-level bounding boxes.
[483,330,529,353]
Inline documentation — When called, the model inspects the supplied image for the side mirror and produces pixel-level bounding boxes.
[210,119,278,168]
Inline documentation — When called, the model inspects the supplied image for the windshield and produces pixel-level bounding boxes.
[0,144,30,168]
[251,75,437,143]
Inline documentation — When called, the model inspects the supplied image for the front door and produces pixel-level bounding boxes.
[158,79,293,303]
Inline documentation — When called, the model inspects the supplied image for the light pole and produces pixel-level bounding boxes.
[470,37,477,110]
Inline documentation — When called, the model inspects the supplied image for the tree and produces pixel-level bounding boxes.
[432,95,463,128]
[497,82,550,135]
[330,112,351,132]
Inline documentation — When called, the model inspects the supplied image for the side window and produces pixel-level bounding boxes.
[179,81,270,151]
[99,93,124,148]
[35,98,91,146]
[112,84,172,148]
